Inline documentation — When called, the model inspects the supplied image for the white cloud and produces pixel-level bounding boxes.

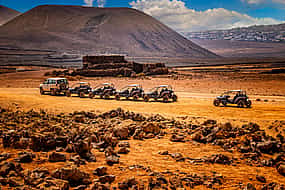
[272,0,285,4]
[97,0,106,7]
[84,0,94,7]
[83,0,106,7]
[243,0,265,4]
[243,0,285,4]
[130,0,284,32]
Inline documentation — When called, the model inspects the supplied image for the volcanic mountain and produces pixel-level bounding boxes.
[0,5,20,26]
[0,5,218,58]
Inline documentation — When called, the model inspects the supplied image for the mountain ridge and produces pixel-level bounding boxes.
[184,23,285,43]
[0,5,20,26]
[0,5,218,58]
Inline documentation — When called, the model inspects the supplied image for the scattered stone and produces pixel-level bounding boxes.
[93,167,107,176]
[170,134,185,142]
[0,153,11,163]
[118,147,130,154]
[170,153,185,162]
[117,142,130,148]
[205,154,232,165]
[99,175,116,184]
[106,155,119,166]
[118,177,138,189]
[113,126,129,140]
[243,183,256,190]
[256,175,266,183]
[48,152,66,162]
[158,150,169,155]
[277,164,285,176]
[52,166,91,186]
[15,152,34,163]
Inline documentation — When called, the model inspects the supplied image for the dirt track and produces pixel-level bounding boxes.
[1,88,285,124]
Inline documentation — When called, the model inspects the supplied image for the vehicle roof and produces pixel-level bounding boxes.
[158,85,170,87]
[228,90,243,92]
[128,84,141,87]
[78,82,89,84]
[102,83,112,85]
[47,78,67,80]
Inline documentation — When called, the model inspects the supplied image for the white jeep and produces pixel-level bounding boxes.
[40,78,69,95]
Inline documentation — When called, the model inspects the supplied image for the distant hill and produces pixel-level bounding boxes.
[191,39,285,58]
[0,5,20,26]
[184,23,285,43]
[0,5,218,58]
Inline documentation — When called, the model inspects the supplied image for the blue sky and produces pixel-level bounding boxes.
[1,0,285,31]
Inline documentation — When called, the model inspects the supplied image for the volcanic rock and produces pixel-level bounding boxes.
[52,166,91,186]
[277,164,285,176]
[106,155,119,166]
[118,177,138,189]
[48,152,67,162]
[15,152,34,163]
[142,122,160,135]
[256,175,266,183]
[117,141,130,148]
[118,147,130,154]
[99,175,116,184]
[93,166,107,176]
[170,134,185,142]
[113,126,129,140]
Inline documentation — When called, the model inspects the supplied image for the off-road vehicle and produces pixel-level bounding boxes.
[143,85,177,102]
[115,84,144,101]
[66,82,92,98]
[89,83,116,99]
[213,90,252,108]
[40,78,69,96]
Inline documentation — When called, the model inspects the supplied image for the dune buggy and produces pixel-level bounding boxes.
[89,83,116,99]
[40,78,69,96]
[66,82,92,98]
[143,85,177,102]
[115,84,144,101]
[213,90,252,108]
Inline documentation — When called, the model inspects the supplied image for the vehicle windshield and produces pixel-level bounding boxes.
[121,85,140,91]
[57,79,68,84]
[221,91,245,96]
[95,83,113,90]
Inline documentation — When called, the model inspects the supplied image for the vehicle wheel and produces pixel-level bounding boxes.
[40,88,44,95]
[133,95,139,101]
[172,94,178,102]
[115,94,120,100]
[237,101,245,108]
[143,95,149,102]
[66,90,71,97]
[104,94,110,99]
[163,95,169,103]
[51,89,57,96]
[213,99,220,107]
[245,100,252,108]
[79,91,85,98]
[222,101,227,107]
[89,92,95,99]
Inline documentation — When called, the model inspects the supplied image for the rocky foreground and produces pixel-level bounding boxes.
[0,107,285,189]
